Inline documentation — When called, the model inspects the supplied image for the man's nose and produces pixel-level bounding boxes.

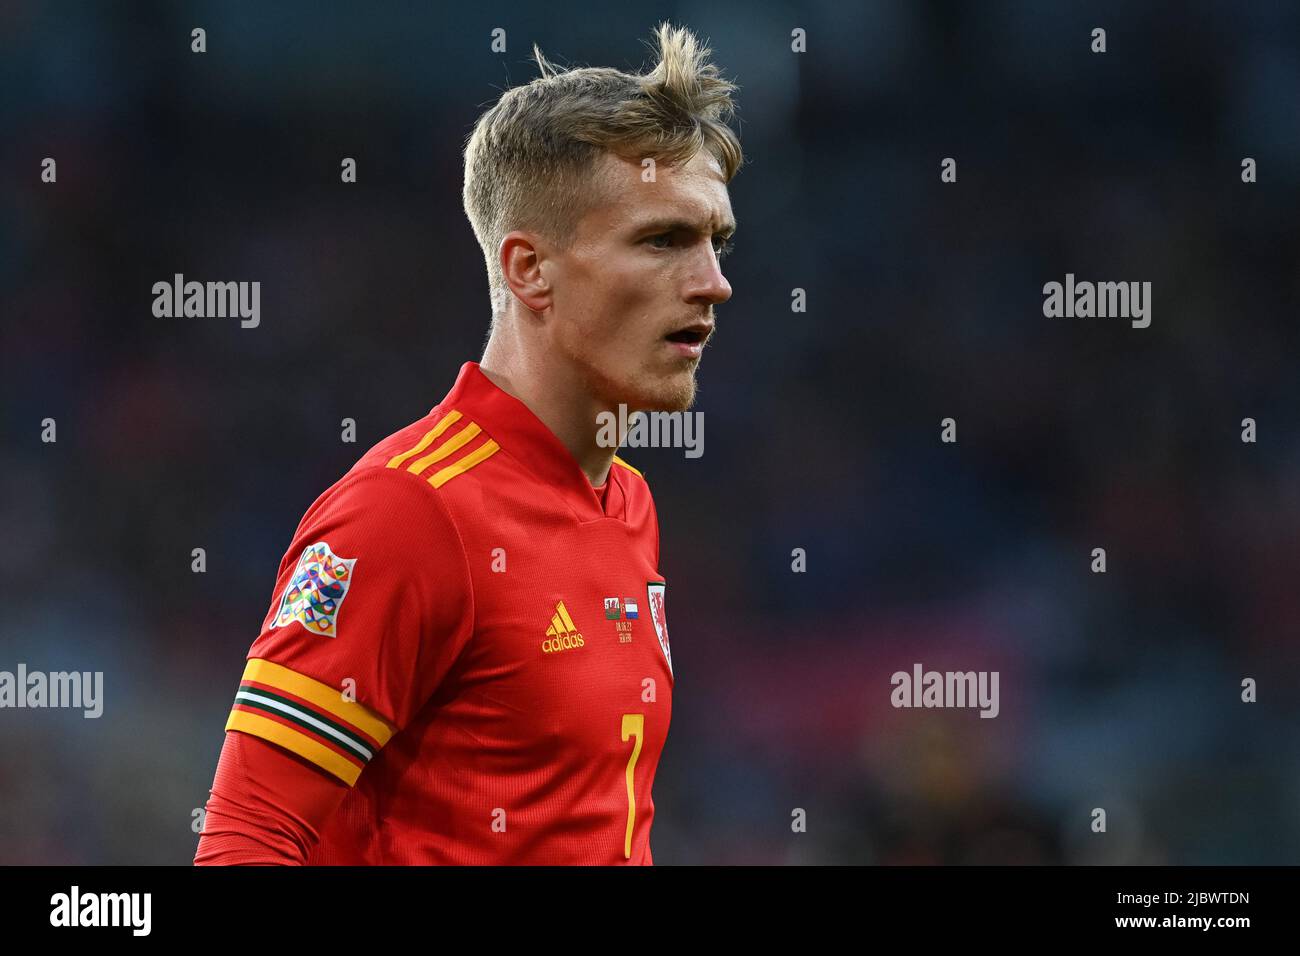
[686,243,733,305]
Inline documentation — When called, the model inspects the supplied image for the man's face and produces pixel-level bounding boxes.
[542,149,736,413]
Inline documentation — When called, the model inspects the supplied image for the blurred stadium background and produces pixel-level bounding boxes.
[2,0,1299,863]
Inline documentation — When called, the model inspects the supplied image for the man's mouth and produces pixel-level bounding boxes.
[664,321,713,349]
[663,321,712,360]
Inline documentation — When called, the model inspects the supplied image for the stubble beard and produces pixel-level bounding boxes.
[576,353,700,418]
[617,358,700,414]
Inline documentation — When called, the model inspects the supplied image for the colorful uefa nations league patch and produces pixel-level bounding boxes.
[271,541,357,637]
[647,581,671,677]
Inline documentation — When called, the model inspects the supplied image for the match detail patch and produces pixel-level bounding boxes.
[271,541,357,637]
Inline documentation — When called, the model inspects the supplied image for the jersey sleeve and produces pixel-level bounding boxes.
[194,728,348,865]
[223,467,474,786]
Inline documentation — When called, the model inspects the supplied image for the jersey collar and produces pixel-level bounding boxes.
[436,361,626,522]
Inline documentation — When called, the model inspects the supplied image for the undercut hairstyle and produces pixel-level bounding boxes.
[462,21,744,324]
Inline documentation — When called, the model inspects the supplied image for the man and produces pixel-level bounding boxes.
[194,22,741,864]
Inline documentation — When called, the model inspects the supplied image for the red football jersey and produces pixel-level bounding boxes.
[219,361,673,864]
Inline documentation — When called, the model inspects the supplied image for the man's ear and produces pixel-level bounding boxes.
[499,231,553,315]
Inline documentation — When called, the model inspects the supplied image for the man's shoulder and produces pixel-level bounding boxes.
[316,412,660,527]
[330,405,508,509]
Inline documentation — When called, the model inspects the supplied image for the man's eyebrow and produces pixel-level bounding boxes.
[633,216,738,237]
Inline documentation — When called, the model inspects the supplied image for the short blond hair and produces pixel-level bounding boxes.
[462,22,744,321]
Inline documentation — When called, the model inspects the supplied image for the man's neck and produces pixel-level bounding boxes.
[479,339,615,488]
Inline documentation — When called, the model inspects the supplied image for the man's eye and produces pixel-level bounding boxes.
[644,233,734,259]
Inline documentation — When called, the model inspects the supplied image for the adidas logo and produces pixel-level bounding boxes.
[542,601,585,654]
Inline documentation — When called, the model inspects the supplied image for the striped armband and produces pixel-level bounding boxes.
[225,659,396,785]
